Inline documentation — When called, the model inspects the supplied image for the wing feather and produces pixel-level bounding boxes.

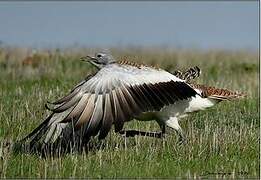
[112,89,125,132]
[62,93,91,122]
[132,85,153,111]
[120,85,142,116]
[75,94,95,129]
[84,94,104,137]
[49,88,80,105]
[115,88,132,119]
[143,83,166,108]
[51,94,82,113]
[98,93,114,139]
[128,85,149,112]
[155,82,176,104]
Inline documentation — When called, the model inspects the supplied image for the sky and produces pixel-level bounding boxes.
[0,1,258,50]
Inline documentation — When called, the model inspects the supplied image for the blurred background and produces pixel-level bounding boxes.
[0,1,258,90]
[0,1,258,50]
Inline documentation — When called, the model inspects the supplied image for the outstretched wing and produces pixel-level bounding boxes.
[22,63,198,146]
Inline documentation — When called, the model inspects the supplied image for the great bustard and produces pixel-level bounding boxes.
[20,51,245,150]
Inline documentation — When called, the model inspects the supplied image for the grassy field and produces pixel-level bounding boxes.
[0,47,259,178]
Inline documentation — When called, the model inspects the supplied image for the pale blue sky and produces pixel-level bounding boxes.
[0,1,258,50]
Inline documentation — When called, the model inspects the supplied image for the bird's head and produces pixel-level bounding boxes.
[80,51,116,69]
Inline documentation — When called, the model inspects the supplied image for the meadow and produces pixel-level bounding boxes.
[0,46,259,178]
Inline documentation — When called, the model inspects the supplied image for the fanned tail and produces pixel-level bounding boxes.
[191,84,247,101]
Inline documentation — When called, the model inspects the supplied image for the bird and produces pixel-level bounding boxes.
[19,51,245,152]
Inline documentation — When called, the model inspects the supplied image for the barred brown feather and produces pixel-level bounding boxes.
[191,84,246,100]
[118,60,159,70]
[173,66,201,82]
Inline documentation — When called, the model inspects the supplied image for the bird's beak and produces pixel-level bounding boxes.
[80,55,96,62]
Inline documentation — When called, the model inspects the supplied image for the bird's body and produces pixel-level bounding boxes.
[20,51,245,151]
[132,84,238,140]
[121,65,245,140]
[151,94,216,120]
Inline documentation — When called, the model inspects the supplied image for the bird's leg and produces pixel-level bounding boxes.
[119,130,163,138]
[119,119,166,139]
[156,120,166,147]
[165,117,187,144]
[156,120,166,138]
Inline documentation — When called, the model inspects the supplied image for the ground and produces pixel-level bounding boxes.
[0,47,259,178]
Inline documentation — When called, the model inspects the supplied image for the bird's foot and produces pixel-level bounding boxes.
[177,134,187,146]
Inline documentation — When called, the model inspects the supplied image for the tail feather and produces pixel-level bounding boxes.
[191,83,247,101]
[209,92,246,101]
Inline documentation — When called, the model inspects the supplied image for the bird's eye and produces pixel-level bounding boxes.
[97,54,102,58]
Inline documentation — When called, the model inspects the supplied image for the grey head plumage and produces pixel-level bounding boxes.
[80,50,116,69]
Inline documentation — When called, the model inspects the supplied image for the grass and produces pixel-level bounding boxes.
[0,47,259,178]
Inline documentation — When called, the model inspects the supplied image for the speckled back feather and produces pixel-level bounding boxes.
[118,60,160,70]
